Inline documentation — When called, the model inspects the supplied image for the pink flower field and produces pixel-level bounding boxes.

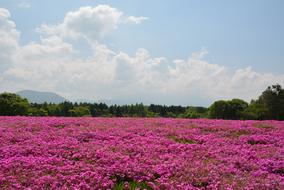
[0,117,283,190]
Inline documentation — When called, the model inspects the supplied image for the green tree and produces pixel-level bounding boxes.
[69,106,91,117]
[183,106,208,118]
[58,101,74,116]
[228,99,248,119]
[115,106,123,117]
[242,100,267,120]
[209,100,231,119]
[0,92,30,116]
[209,99,248,120]
[28,107,48,116]
[252,84,284,120]
[46,104,61,116]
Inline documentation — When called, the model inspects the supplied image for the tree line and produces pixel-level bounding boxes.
[0,84,283,120]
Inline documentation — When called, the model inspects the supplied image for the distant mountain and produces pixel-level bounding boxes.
[17,90,67,104]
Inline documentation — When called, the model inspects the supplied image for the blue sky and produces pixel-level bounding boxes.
[0,0,284,105]
[3,0,284,73]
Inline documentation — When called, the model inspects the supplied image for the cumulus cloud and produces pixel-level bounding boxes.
[37,5,147,43]
[0,6,284,106]
[37,5,122,41]
[0,8,20,72]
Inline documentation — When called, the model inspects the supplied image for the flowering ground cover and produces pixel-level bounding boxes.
[0,117,283,190]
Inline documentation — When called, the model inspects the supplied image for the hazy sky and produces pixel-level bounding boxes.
[0,0,284,106]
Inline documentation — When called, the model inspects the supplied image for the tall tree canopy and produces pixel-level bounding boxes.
[0,92,30,116]
[253,84,284,120]
[209,99,248,120]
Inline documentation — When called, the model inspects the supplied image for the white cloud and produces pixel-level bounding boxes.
[18,2,31,8]
[37,5,147,43]
[37,5,123,41]
[0,6,284,105]
[0,8,20,72]
[125,16,148,24]
[0,8,10,17]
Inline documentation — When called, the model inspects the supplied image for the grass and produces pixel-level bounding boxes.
[168,135,196,144]
[253,123,274,129]
[113,181,152,190]
[226,129,251,138]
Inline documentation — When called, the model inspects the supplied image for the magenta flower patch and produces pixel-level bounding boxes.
[0,117,283,189]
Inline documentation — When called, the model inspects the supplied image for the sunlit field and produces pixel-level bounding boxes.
[0,117,283,189]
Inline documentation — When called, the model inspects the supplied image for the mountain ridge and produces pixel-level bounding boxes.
[17,90,67,104]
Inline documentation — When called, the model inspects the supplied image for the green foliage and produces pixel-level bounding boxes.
[241,84,284,120]
[252,123,273,129]
[242,100,267,120]
[208,84,284,120]
[183,106,208,118]
[89,103,109,116]
[254,84,284,120]
[0,92,29,116]
[28,107,48,116]
[169,136,196,144]
[145,108,159,117]
[113,181,152,190]
[1,84,283,120]
[209,99,248,119]
[59,101,74,116]
[228,99,248,119]
[69,106,91,117]
[209,100,231,119]
[46,104,61,116]
[148,104,187,117]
